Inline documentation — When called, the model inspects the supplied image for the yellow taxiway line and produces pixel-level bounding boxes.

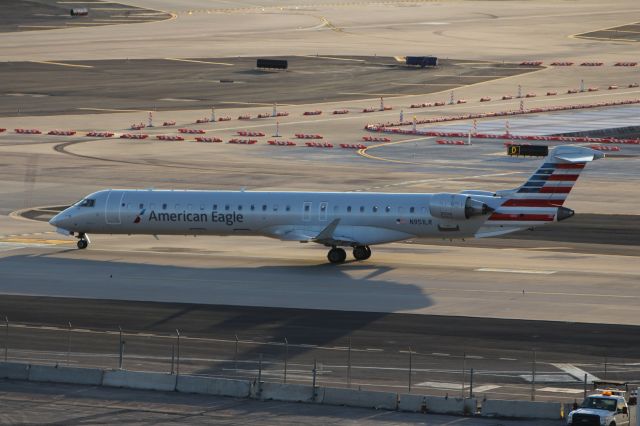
[30,60,93,69]
[164,58,234,66]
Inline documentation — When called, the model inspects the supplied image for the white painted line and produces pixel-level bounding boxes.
[500,357,518,361]
[164,58,234,66]
[416,381,466,390]
[432,352,450,357]
[551,363,601,383]
[467,355,484,359]
[473,385,502,393]
[476,268,557,275]
[30,60,93,69]
[538,387,584,394]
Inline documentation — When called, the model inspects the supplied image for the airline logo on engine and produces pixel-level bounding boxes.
[147,210,243,226]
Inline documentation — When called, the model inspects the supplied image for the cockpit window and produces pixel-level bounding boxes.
[76,198,95,207]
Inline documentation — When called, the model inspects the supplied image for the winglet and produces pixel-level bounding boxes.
[315,218,341,242]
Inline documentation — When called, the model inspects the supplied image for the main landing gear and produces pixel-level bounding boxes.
[327,245,371,264]
[76,233,90,250]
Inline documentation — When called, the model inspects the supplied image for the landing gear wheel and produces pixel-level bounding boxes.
[77,239,88,249]
[353,245,372,261]
[327,247,346,264]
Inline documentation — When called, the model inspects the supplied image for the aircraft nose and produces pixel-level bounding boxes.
[49,213,63,227]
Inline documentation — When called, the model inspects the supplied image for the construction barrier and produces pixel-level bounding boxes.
[163,121,176,126]
[520,61,543,66]
[480,97,491,102]
[501,95,513,100]
[410,102,435,108]
[615,62,637,66]
[29,364,103,386]
[567,89,579,94]
[303,110,322,116]
[550,61,574,66]
[609,85,619,90]
[228,139,257,144]
[275,112,289,117]
[195,118,210,124]
[339,144,367,149]
[238,114,251,120]
[103,369,176,392]
[47,130,76,136]
[525,93,537,98]
[295,133,323,139]
[436,140,467,145]
[194,137,223,143]
[362,136,390,142]
[434,101,445,106]
[398,395,476,415]
[588,87,599,92]
[267,140,296,146]
[178,128,206,134]
[629,83,639,88]
[86,131,114,137]
[333,110,349,115]
[481,399,562,420]
[547,91,557,96]
[14,128,42,134]
[362,108,375,113]
[590,145,620,151]
[120,134,148,139]
[176,375,251,398]
[257,382,317,403]
[0,128,5,133]
[456,99,467,104]
[218,116,232,121]
[156,135,184,141]
[580,62,604,66]
[237,131,265,137]
[322,387,397,410]
[257,113,271,119]
[305,142,333,148]
[382,106,392,111]
[130,123,145,130]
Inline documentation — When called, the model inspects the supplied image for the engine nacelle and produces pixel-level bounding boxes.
[429,193,492,220]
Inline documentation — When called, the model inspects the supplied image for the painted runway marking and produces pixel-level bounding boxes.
[164,58,234,66]
[300,55,364,62]
[416,381,466,390]
[473,385,502,393]
[520,374,577,383]
[538,387,584,394]
[551,363,601,383]
[30,61,93,69]
[77,107,144,112]
[476,268,557,275]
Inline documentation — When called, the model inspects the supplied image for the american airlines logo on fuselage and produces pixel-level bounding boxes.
[146,210,244,226]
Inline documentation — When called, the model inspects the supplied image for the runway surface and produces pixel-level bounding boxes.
[1,0,640,421]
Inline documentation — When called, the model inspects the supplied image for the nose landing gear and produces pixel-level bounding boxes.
[76,233,90,249]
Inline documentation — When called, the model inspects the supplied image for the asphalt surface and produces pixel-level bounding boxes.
[1,295,639,402]
[576,22,640,42]
[0,56,535,116]
[0,0,171,33]
[0,381,568,426]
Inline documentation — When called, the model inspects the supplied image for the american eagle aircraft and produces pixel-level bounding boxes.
[49,146,602,263]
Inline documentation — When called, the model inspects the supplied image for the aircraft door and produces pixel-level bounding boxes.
[303,202,312,221]
[319,202,328,221]
[105,190,124,225]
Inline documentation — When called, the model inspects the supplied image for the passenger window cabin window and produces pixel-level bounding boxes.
[286,206,291,212]
[347,206,352,213]
[139,203,144,209]
[250,205,255,211]
[225,204,230,211]
[385,206,391,213]
[200,204,205,211]
[410,207,415,213]
[304,205,310,212]
[421,207,427,214]
[372,206,378,213]
[262,205,267,211]
[320,205,326,212]
[273,205,279,212]
[238,205,243,211]
[162,203,167,210]
[360,206,365,213]
[213,204,218,210]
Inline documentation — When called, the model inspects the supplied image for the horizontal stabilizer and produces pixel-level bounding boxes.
[550,145,605,163]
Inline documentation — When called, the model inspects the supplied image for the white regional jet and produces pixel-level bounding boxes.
[49,146,603,263]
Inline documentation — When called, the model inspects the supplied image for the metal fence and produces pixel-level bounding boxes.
[2,317,638,402]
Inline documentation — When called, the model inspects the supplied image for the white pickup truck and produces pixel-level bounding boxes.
[567,391,630,426]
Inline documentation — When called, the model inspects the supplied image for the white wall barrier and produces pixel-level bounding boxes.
[102,369,177,392]
[0,361,30,380]
[481,399,562,419]
[322,387,398,410]
[176,375,250,398]
[256,382,318,403]
[28,364,103,386]
[399,394,476,415]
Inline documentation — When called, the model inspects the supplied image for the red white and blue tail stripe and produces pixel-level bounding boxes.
[476,146,603,237]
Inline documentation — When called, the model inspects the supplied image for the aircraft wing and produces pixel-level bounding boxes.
[264,219,358,246]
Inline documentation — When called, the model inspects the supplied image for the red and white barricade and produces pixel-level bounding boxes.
[228,139,257,144]
[178,128,206,134]
[194,137,223,143]
[47,130,76,136]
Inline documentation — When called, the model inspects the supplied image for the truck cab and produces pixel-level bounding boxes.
[567,391,630,426]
